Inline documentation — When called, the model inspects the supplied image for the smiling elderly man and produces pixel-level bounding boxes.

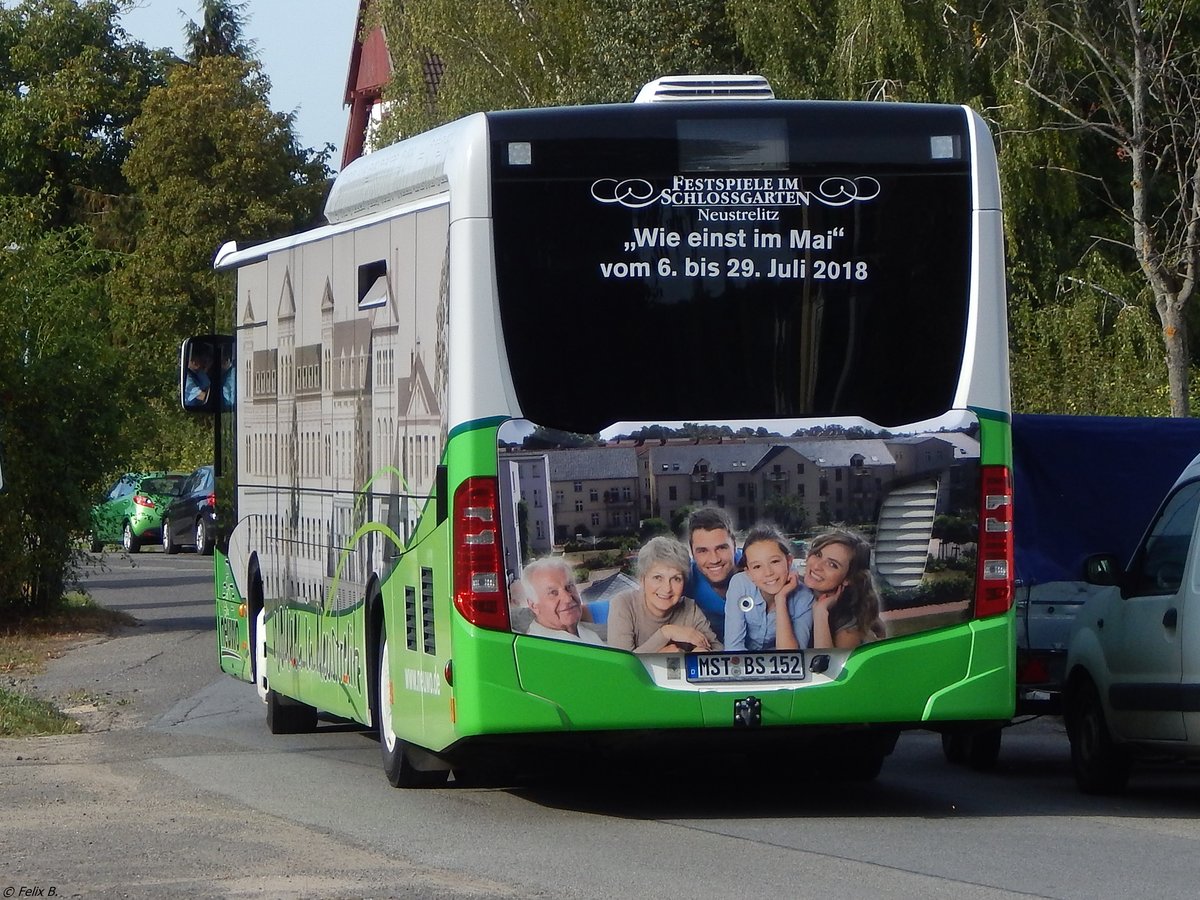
[520,557,605,645]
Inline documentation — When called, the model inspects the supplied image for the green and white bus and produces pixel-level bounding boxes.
[190,75,1014,786]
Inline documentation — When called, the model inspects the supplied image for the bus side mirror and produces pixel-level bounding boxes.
[180,335,235,413]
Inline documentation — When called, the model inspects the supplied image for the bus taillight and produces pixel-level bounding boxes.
[452,477,510,631]
[975,465,1013,618]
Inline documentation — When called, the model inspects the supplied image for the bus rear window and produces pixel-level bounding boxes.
[489,104,973,435]
[678,118,788,171]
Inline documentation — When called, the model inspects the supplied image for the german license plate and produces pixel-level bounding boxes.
[685,652,807,683]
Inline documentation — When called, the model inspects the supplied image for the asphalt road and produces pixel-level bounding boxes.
[5,550,1200,899]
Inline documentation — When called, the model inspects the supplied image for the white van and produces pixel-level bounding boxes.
[1065,449,1200,793]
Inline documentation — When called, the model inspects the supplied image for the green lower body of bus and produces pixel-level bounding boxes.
[214,418,1015,762]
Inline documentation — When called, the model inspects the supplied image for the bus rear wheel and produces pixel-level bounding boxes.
[377,629,448,788]
[941,725,1002,770]
[830,729,895,781]
[266,687,318,734]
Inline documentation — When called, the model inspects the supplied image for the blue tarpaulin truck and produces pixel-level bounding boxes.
[942,413,1200,767]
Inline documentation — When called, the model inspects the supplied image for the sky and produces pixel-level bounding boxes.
[119,0,361,167]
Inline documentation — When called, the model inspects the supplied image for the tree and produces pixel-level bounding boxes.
[1012,1,1200,416]
[113,49,330,464]
[728,0,1155,414]
[371,0,743,140]
[763,494,809,533]
[1010,272,1172,416]
[183,0,255,61]
[0,197,129,613]
[0,0,167,231]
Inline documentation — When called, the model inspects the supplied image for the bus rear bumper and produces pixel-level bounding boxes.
[450,613,1015,742]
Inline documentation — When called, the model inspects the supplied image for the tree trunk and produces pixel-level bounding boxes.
[1157,296,1191,417]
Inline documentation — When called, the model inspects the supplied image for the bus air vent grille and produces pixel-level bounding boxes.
[634,75,775,103]
[405,586,418,652]
[421,567,436,655]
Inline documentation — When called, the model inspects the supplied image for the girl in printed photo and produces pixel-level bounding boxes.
[723,525,813,651]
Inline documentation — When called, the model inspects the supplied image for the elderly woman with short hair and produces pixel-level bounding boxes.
[607,536,722,654]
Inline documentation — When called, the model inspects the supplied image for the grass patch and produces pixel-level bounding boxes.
[0,690,82,736]
[0,593,136,737]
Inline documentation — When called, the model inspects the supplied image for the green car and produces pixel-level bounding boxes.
[89,471,188,553]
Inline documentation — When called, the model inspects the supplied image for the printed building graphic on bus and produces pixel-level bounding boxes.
[232,205,450,619]
[500,428,977,547]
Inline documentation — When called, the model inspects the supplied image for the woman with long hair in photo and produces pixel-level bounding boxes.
[807,530,887,649]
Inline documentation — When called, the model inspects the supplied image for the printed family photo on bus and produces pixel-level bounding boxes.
[498,414,983,662]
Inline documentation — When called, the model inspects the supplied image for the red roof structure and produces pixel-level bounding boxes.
[342,0,392,169]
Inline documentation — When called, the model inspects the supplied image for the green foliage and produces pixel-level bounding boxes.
[931,514,975,546]
[113,54,330,457]
[0,687,81,736]
[762,494,808,533]
[0,2,331,613]
[578,0,746,103]
[372,0,743,139]
[883,572,973,610]
[184,0,254,62]
[638,517,670,541]
[1008,0,1200,414]
[1010,259,1173,415]
[0,0,167,230]
[669,504,695,535]
[0,196,129,612]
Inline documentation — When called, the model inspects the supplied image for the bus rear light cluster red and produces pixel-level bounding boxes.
[452,477,510,630]
[975,464,1014,618]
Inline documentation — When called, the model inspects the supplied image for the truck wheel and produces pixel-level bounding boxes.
[377,628,448,788]
[1066,677,1130,794]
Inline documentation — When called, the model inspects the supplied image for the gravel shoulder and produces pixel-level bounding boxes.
[1,609,516,899]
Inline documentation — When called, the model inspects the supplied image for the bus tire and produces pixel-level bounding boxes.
[1066,675,1130,795]
[266,688,318,735]
[966,726,1003,771]
[377,628,448,788]
[831,732,889,781]
[941,731,969,764]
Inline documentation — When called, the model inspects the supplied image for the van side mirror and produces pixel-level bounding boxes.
[1083,553,1121,586]
[180,335,235,413]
